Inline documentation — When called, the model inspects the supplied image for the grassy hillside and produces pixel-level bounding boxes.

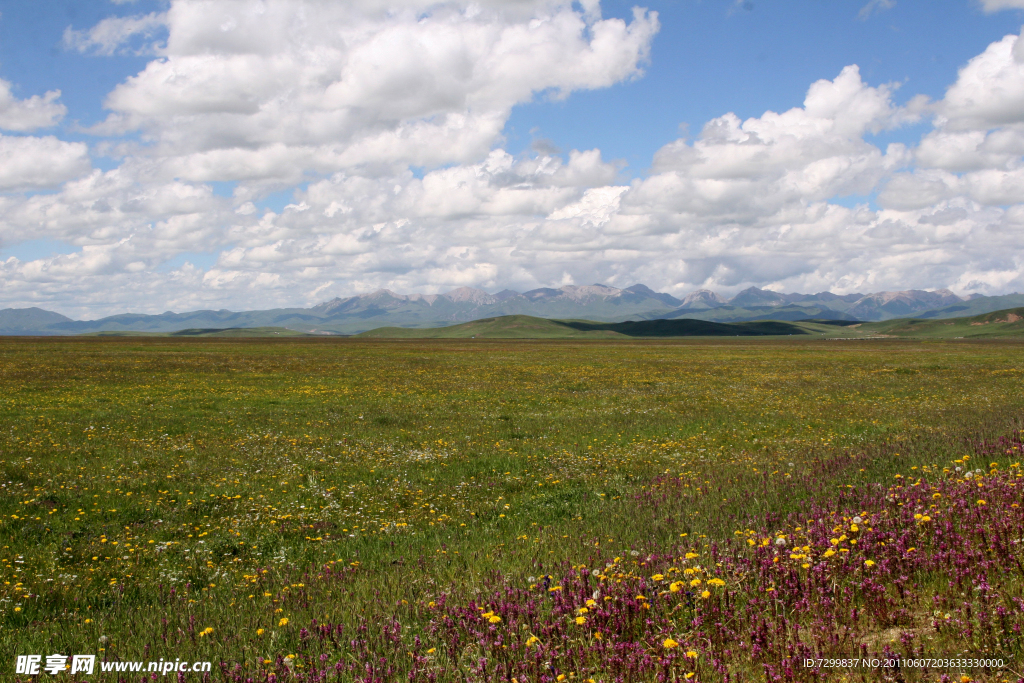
[357,314,825,338]
[88,326,314,338]
[359,309,1024,340]
[858,306,1024,338]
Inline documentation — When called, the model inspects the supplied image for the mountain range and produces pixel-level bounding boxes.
[3,285,1023,336]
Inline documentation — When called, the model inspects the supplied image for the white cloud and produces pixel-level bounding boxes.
[0,135,90,190]
[977,0,1024,12]
[0,80,66,131]
[937,29,1024,131]
[858,0,895,20]
[634,66,912,222]
[90,0,657,180]
[63,11,167,56]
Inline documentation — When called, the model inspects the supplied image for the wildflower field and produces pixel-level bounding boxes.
[2,336,1024,682]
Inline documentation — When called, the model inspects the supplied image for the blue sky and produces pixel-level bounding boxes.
[1,0,1024,315]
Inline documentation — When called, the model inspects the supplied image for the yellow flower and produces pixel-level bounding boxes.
[575,616,586,625]
[690,578,701,587]
[585,599,596,607]
[700,590,710,599]
[278,618,289,627]
[256,629,264,636]
[488,615,502,624]
[577,607,588,614]
[557,676,565,682]
[651,574,664,581]
[669,581,683,592]
[685,650,698,659]
[920,515,931,522]
[977,500,987,506]
[526,636,540,646]
[663,638,679,649]
[426,648,435,654]
[707,578,725,587]
[864,560,875,567]
[685,552,698,559]
[199,627,214,637]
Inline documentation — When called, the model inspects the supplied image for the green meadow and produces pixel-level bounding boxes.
[2,337,1024,679]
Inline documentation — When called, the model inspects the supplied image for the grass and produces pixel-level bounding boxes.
[2,336,1024,680]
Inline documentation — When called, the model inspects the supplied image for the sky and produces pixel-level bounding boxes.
[2,0,1024,317]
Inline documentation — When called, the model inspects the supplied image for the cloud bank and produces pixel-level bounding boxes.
[2,0,1024,316]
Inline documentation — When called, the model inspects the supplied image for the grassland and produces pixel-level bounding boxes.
[2,337,1024,681]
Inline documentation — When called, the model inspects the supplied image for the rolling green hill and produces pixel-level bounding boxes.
[357,308,1024,340]
[857,307,1024,338]
[356,315,822,338]
[88,326,314,338]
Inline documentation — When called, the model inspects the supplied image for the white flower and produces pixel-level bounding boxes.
[774,537,787,547]
[852,516,863,524]
[592,590,600,600]
[630,550,640,557]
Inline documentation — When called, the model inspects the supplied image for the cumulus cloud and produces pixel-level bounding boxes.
[936,29,1024,131]
[635,65,912,223]
[0,135,90,190]
[0,80,66,131]
[906,26,1024,209]
[90,0,658,181]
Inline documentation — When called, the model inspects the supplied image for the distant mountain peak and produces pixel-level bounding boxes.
[442,287,496,305]
[730,287,787,307]
[680,289,727,309]
[559,284,622,302]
